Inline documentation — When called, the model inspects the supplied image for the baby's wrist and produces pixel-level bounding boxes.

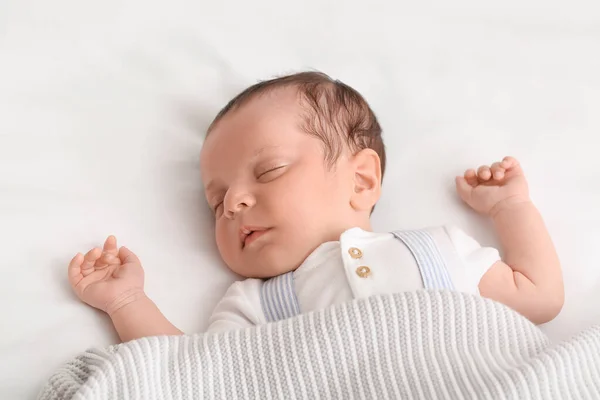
[490,195,533,218]
[105,289,147,317]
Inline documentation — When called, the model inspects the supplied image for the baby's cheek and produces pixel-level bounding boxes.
[214,225,233,259]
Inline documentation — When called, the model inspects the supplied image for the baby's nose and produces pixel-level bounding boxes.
[224,192,256,219]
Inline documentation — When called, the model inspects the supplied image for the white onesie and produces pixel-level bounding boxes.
[206,226,500,333]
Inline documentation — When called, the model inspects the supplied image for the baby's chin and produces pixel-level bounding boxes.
[231,247,303,279]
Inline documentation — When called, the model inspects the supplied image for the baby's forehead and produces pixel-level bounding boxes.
[202,91,304,154]
[236,86,304,117]
[208,89,304,139]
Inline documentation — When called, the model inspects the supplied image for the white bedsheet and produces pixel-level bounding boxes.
[1,0,599,398]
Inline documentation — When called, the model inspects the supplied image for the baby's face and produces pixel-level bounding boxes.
[200,89,358,278]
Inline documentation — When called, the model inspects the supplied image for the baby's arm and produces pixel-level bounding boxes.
[481,200,563,324]
[456,157,564,324]
[68,236,182,342]
[108,294,182,342]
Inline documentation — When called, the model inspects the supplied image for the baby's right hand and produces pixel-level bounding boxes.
[68,236,145,316]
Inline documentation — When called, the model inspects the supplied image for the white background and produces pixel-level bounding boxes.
[1,0,599,397]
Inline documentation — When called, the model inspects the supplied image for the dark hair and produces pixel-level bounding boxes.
[208,71,386,183]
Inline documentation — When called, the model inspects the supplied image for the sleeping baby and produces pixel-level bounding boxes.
[67,71,564,342]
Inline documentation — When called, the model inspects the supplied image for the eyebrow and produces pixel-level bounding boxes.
[204,145,283,194]
[251,145,282,159]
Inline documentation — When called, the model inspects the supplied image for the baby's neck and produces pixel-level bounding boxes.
[324,219,372,242]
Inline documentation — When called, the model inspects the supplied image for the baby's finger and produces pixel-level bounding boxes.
[81,248,102,272]
[103,235,119,256]
[100,252,120,266]
[118,246,141,265]
[455,176,473,203]
[98,236,121,269]
[100,252,121,264]
[491,162,505,180]
[464,169,479,187]
[68,253,84,282]
[477,165,492,181]
[501,156,519,169]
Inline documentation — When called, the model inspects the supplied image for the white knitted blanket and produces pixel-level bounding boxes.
[38,291,600,399]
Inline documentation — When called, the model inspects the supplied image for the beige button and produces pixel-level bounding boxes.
[348,247,363,259]
[356,266,371,278]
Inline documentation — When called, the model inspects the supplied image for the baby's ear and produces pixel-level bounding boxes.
[349,148,382,212]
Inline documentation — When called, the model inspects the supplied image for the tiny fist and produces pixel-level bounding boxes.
[102,253,117,263]
[479,167,492,181]
[502,156,518,167]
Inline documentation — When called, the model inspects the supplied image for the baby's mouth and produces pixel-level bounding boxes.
[240,227,270,249]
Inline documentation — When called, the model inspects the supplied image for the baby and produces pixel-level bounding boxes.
[68,72,564,342]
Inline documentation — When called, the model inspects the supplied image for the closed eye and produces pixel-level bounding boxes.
[212,202,223,215]
[258,165,286,180]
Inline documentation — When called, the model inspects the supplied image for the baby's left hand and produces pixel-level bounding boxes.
[455,156,530,217]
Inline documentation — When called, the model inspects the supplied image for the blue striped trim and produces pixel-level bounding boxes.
[260,271,301,322]
[392,230,454,290]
